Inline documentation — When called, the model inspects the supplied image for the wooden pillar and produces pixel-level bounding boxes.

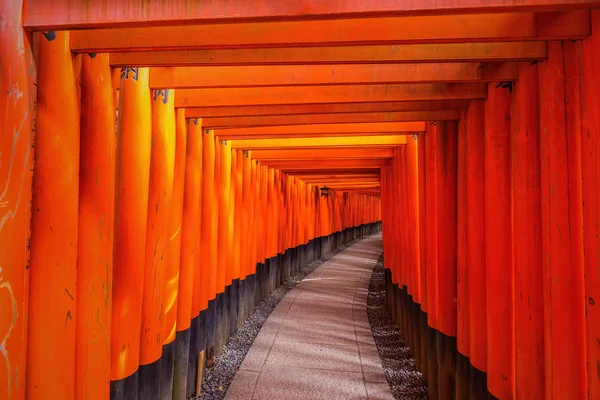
[173,118,202,400]
[407,138,421,306]
[202,129,217,304]
[511,62,544,399]
[580,12,600,397]
[27,30,80,399]
[138,88,176,397]
[436,121,458,400]
[418,132,428,311]
[0,2,35,398]
[484,82,515,400]
[161,109,187,400]
[466,100,487,377]
[109,66,152,397]
[217,141,231,295]
[539,41,587,399]
[456,111,469,358]
[75,53,115,400]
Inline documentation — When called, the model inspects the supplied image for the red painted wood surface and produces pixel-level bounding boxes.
[511,62,544,399]
[484,83,515,399]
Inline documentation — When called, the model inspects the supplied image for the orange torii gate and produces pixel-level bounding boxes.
[2,1,600,400]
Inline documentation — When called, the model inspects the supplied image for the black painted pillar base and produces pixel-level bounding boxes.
[420,310,429,384]
[470,365,489,400]
[247,273,255,317]
[139,358,161,400]
[159,341,175,400]
[456,351,471,400]
[254,264,261,306]
[428,324,439,400]
[172,329,190,400]
[413,301,422,372]
[391,282,398,325]
[238,278,246,328]
[230,278,240,338]
[110,371,139,400]
[437,331,457,400]
[206,298,216,361]
[407,291,415,358]
[269,256,277,293]
[186,314,200,397]
[214,292,224,357]
[223,285,231,347]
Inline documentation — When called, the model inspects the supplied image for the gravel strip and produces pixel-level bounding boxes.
[367,255,429,399]
[199,238,361,399]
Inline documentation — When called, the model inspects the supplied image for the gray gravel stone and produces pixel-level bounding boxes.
[367,255,429,399]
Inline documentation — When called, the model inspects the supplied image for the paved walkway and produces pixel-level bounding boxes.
[226,234,392,400]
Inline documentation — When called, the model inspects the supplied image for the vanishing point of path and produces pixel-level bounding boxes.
[225,234,391,400]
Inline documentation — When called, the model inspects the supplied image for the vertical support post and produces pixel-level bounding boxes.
[580,12,600,397]
[511,62,544,399]
[539,41,587,399]
[0,2,35,398]
[456,111,471,399]
[110,66,152,399]
[484,82,515,400]
[188,118,204,398]
[436,121,458,400]
[425,122,439,400]
[161,109,188,400]
[173,118,201,400]
[139,88,176,399]
[76,53,115,400]
[27,30,80,400]
[466,100,487,394]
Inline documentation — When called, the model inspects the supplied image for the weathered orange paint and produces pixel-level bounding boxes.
[69,13,589,52]
[218,141,232,289]
[149,63,516,90]
[184,101,468,119]
[484,83,515,399]
[240,151,252,279]
[27,31,80,398]
[232,150,244,280]
[227,148,239,282]
[176,119,201,331]
[140,89,176,365]
[176,83,487,108]
[202,129,217,302]
[110,67,152,380]
[190,120,204,316]
[162,110,187,345]
[0,4,35,399]
[117,42,546,71]
[75,53,115,399]
[24,0,599,30]
[539,40,587,399]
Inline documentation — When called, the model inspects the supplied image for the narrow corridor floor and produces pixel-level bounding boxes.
[225,234,391,400]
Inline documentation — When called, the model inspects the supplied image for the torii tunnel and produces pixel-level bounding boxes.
[2,1,600,399]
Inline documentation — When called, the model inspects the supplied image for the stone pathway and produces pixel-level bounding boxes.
[225,234,391,400]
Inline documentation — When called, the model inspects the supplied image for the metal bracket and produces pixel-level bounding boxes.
[120,67,139,81]
[42,31,56,41]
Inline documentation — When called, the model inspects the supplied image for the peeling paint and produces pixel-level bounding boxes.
[0,276,19,399]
